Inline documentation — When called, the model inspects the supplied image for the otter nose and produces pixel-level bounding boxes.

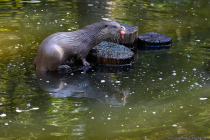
[121,26,125,31]
[120,26,125,39]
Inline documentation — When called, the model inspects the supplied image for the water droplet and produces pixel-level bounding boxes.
[172,73,176,76]
[27,103,30,107]
[30,107,39,110]
[199,98,207,100]
[172,124,177,127]
[0,113,6,117]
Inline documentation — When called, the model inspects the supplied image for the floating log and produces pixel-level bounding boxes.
[87,41,134,66]
[137,32,172,51]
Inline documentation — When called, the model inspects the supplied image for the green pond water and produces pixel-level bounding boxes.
[0,0,209,140]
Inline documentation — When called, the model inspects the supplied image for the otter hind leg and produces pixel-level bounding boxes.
[35,45,65,71]
[58,65,70,69]
[46,45,67,71]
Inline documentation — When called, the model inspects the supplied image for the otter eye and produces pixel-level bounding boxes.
[113,26,117,28]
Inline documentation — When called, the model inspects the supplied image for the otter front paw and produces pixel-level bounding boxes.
[83,61,90,66]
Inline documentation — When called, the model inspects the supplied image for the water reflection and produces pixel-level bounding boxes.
[35,69,129,106]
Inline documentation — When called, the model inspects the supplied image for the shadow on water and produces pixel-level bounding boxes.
[35,66,131,107]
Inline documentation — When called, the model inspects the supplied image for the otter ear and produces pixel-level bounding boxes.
[105,24,108,27]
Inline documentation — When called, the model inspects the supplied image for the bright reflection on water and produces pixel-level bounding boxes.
[0,0,210,140]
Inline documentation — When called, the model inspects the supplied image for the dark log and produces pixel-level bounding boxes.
[137,32,172,51]
[87,41,134,66]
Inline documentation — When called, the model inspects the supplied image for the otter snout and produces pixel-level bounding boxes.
[120,26,125,39]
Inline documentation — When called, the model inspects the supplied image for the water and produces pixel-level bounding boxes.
[0,0,209,139]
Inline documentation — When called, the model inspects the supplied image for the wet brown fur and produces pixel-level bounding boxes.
[34,21,125,71]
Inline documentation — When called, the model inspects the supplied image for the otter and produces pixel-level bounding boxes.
[34,21,125,71]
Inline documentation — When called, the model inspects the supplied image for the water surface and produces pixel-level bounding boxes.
[0,0,209,139]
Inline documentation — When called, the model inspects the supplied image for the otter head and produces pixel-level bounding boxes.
[100,21,125,41]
